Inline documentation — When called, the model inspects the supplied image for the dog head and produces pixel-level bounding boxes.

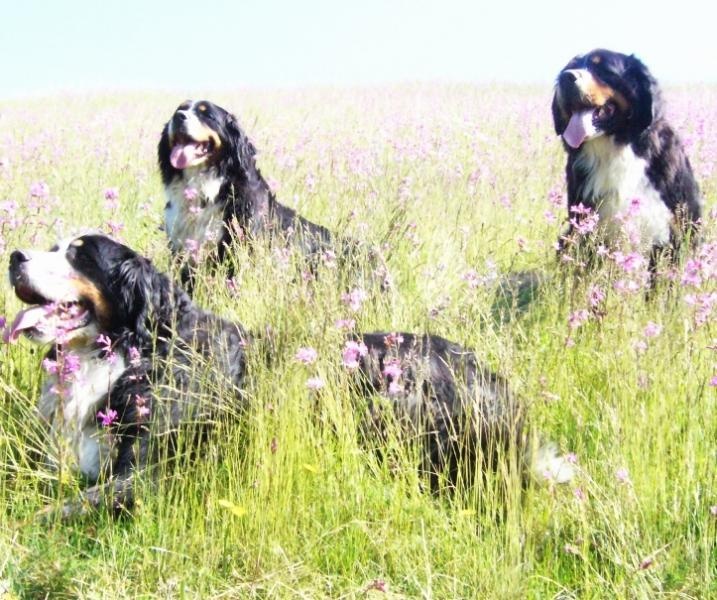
[5,234,173,348]
[158,100,257,184]
[552,49,660,149]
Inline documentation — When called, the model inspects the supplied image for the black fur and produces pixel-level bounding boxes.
[158,100,386,290]
[353,332,521,489]
[552,49,702,263]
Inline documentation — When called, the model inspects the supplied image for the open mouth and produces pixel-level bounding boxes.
[3,284,91,343]
[169,133,214,169]
[562,102,615,149]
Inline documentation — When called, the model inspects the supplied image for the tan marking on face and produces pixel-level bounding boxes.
[591,55,602,65]
[583,80,629,111]
[71,278,112,326]
[71,238,84,247]
[186,123,222,151]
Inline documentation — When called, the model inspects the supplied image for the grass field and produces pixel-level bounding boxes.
[1,84,716,598]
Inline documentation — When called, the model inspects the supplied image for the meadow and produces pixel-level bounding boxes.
[0,83,716,598]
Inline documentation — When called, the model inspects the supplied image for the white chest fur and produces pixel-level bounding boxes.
[164,168,226,253]
[575,137,672,249]
[39,351,127,481]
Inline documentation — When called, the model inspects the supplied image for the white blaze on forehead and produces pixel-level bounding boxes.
[564,68,597,94]
[18,242,82,303]
[168,101,211,141]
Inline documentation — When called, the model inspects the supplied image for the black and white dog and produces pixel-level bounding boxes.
[552,49,701,266]
[5,234,249,518]
[158,100,386,289]
[5,235,571,517]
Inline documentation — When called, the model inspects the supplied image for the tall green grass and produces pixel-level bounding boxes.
[1,85,716,598]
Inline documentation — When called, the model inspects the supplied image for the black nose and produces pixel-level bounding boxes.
[9,250,29,271]
[559,71,577,86]
[174,111,188,123]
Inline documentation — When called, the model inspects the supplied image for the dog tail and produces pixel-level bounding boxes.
[528,441,575,484]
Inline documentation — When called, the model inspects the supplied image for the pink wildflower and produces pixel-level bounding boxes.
[388,380,403,396]
[295,347,318,365]
[104,187,119,200]
[342,340,368,369]
[615,467,631,484]
[383,332,404,348]
[106,221,124,236]
[569,203,600,235]
[366,579,388,593]
[334,318,356,331]
[613,251,646,273]
[306,376,325,391]
[382,358,402,380]
[341,288,368,312]
[183,187,198,201]
[29,181,49,199]
[97,408,118,427]
[97,333,117,364]
[681,259,702,287]
[41,358,59,375]
[128,346,141,367]
[632,339,648,354]
[568,309,590,330]
[135,395,150,418]
[587,285,605,308]
[185,238,200,261]
[643,322,662,338]
[638,557,654,570]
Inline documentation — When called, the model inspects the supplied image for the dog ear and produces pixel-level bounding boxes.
[224,114,257,177]
[112,257,172,347]
[625,54,660,138]
[551,89,568,135]
[157,122,177,185]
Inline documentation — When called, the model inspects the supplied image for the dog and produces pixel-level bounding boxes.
[5,234,571,518]
[158,100,388,290]
[552,49,702,268]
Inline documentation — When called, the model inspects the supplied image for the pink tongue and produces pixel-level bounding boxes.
[563,110,596,149]
[170,143,203,169]
[3,306,47,343]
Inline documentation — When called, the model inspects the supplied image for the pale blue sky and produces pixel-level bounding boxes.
[2,0,715,98]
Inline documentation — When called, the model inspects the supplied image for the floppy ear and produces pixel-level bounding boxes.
[224,114,258,177]
[112,257,173,348]
[157,122,178,185]
[625,54,660,138]
[551,88,568,135]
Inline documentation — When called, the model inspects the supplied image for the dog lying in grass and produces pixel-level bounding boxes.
[5,234,572,519]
